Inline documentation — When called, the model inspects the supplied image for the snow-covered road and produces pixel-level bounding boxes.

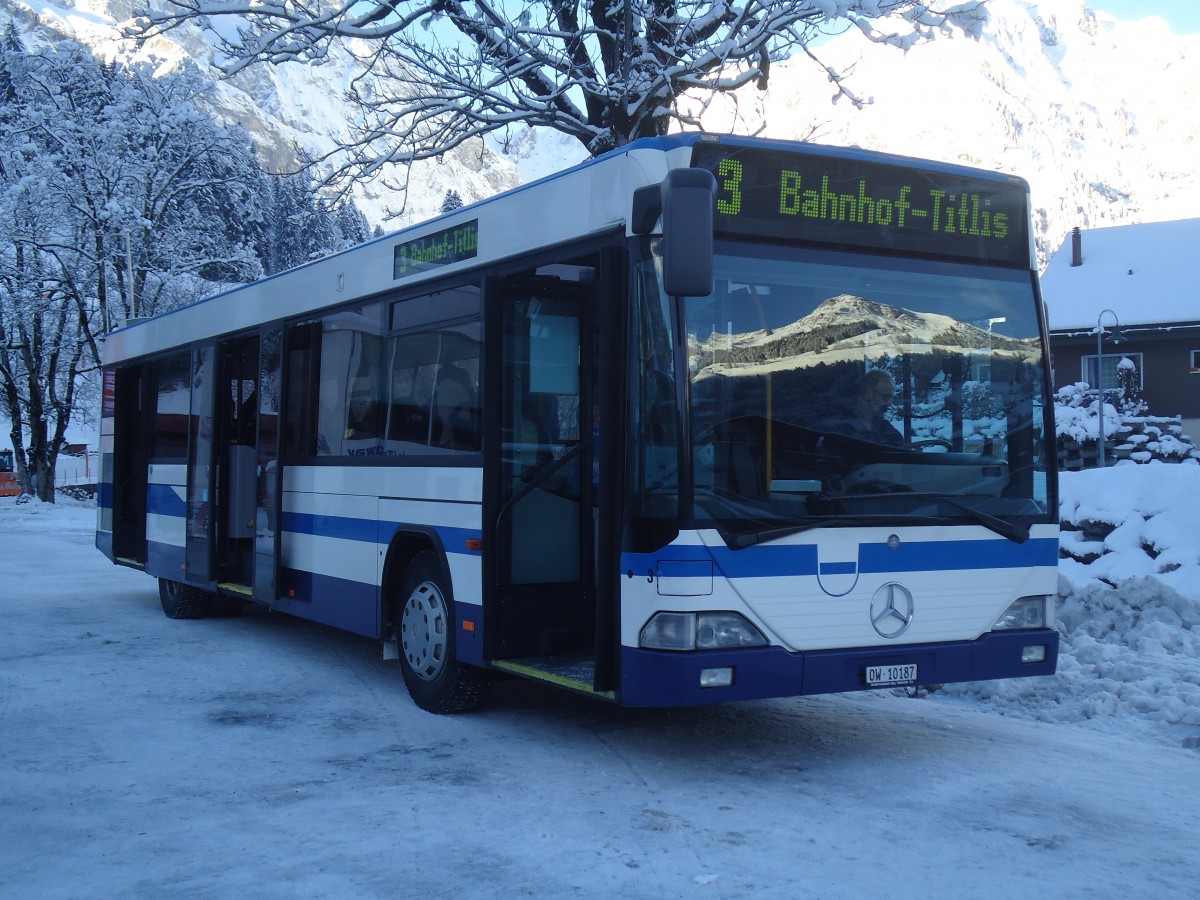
[2,500,1198,899]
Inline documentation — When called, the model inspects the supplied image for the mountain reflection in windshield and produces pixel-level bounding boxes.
[675,251,1051,534]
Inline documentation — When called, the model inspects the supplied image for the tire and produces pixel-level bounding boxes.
[394,551,491,714]
[158,578,214,620]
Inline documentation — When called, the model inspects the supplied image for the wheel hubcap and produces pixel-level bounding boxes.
[401,581,447,681]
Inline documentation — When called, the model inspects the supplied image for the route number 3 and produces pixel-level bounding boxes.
[716,158,742,216]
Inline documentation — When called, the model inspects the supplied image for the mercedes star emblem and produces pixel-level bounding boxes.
[870,582,915,638]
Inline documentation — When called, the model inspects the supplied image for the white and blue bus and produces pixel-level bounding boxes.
[97,134,1059,712]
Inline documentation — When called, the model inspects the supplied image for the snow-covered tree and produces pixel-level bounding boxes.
[130,1,987,182]
[441,190,465,214]
[1116,356,1146,418]
[0,152,91,503]
[335,202,372,247]
[258,174,374,274]
[0,39,265,500]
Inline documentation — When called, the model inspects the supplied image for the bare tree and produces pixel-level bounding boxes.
[130,0,987,184]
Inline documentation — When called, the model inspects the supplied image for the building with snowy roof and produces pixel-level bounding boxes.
[1042,218,1200,437]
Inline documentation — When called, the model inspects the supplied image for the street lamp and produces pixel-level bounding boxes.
[1093,308,1124,467]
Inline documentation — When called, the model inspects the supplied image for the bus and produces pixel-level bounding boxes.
[96,133,1059,713]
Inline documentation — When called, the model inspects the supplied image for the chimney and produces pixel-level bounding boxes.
[1070,226,1082,267]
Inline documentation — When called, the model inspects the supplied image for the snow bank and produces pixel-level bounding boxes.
[1,493,96,531]
[946,465,1200,740]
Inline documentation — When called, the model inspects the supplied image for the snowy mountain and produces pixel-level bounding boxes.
[695,0,1200,267]
[691,294,1031,380]
[3,0,1197,261]
[0,0,523,228]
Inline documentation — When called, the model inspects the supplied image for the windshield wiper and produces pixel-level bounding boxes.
[727,518,834,549]
[938,497,1029,544]
[727,515,899,549]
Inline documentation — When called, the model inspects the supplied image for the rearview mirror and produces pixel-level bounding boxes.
[660,169,716,297]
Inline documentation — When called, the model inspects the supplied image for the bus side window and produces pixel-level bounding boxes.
[152,353,191,461]
[388,285,482,454]
[386,364,429,444]
[283,322,321,458]
[433,363,480,451]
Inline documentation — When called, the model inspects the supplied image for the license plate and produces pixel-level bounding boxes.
[866,664,918,686]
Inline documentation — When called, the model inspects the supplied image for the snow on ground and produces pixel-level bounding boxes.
[1,468,1199,898]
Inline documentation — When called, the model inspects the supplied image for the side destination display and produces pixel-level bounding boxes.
[691,143,1030,268]
[393,219,479,279]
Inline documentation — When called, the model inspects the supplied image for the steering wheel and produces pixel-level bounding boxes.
[911,438,954,450]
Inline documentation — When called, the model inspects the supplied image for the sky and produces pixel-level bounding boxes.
[1091,0,1200,34]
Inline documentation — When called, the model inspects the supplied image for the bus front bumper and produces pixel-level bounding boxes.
[618,629,1059,708]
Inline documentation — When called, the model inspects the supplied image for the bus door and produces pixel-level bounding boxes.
[111,365,151,564]
[489,271,598,677]
[189,335,261,592]
[252,330,282,605]
[184,344,216,583]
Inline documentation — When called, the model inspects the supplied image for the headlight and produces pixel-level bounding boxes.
[640,611,767,650]
[696,613,768,649]
[993,595,1054,631]
[639,612,695,650]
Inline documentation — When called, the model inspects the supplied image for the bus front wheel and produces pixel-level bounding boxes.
[158,578,213,619]
[394,551,490,714]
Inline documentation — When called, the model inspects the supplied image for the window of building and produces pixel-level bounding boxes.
[1082,352,1143,392]
[1190,350,1200,374]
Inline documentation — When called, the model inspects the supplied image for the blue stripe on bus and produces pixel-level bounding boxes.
[819,561,857,576]
[147,483,187,518]
[857,539,1058,573]
[623,537,1058,579]
[282,511,483,556]
[283,510,379,543]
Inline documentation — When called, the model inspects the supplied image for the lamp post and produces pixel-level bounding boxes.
[1093,308,1123,467]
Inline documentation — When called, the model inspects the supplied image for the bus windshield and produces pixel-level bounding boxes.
[631,240,1052,545]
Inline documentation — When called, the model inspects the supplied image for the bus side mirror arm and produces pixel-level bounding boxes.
[632,170,716,298]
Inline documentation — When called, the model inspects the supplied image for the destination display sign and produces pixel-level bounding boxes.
[102,368,116,417]
[690,143,1029,268]
[393,219,479,280]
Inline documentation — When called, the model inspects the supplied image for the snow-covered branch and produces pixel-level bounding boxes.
[128,0,986,175]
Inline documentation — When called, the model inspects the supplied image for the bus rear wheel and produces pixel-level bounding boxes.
[395,551,490,714]
[158,578,213,619]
